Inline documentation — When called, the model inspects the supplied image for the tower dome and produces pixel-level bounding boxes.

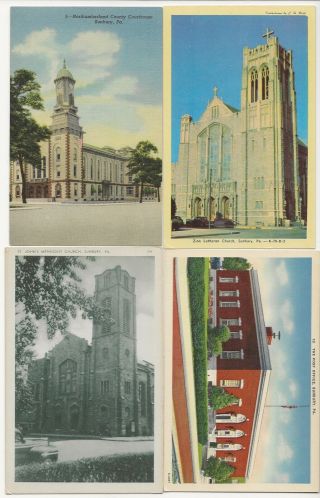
[55,60,75,81]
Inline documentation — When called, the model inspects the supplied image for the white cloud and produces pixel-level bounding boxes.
[69,31,121,67]
[274,472,291,483]
[278,435,294,461]
[280,299,295,334]
[275,261,289,286]
[278,409,292,424]
[288,379,299,399]
[12,28,57,58]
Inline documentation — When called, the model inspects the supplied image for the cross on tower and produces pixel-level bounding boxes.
[262,27,275,43]
[213,86,218,97]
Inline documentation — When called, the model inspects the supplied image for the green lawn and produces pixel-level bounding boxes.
[187,257,210,446]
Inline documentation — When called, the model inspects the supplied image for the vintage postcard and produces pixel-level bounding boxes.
[164,250,319,491]
[6,246,162,493]
[163,5,316,249]
[9,5,162,246]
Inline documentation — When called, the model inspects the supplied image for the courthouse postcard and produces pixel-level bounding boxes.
[163,5,316,249]
[9,5,162,246]
[6,246,162,493]
[164,250,319,491]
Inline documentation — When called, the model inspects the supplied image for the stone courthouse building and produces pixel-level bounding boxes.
[172,30,308,227]
[23,266,154,437]
[10,62,153,203]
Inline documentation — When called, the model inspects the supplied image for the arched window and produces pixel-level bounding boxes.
[250,68,258,103]
[262,66,269,100]
[83,156,87,178]
[55,183,62,198]
[139,382,146,416]
[97,160,100,180]
[15,186,20,198]
[90,159,93,179]
[73,148,77,161]
[74,183,78,196]
[56,147,61,163]
[59,359,77,394]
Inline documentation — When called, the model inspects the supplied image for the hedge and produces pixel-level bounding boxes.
[15,452,154,483]
[187,257,209,445]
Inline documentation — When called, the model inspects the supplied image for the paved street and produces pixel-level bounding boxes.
[172,226,307,240]
[51,438,154,463]
[10,201,161,246]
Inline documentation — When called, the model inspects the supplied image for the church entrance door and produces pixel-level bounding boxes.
[221,196,230,219]
[194,197,202,217]
[208,197,215,220]
[69,404,80,430]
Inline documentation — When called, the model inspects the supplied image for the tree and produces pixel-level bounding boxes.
[208,385,240,410]
[15,256,113,417]
[171,197,177,219]
[126,141,162,203]
[204,457,235,483]
[10,69,51,203]
[222,257,251,270]
[207,325,231,356]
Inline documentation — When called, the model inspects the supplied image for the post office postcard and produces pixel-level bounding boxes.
[164,249,319,492]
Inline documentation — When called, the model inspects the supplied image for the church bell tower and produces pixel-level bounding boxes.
[89,266,138,436]
[241,29,299,226]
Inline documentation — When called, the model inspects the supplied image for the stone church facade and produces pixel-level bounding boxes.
[22,266,154,437]
[172,31,308,227]
[10,62,156,203]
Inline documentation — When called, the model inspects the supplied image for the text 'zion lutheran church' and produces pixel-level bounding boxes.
[172,30,308,227]
[21,266,154,437]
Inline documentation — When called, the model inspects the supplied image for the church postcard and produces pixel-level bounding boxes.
[163,249,319,492]
[9,5,162,247]
[5,246,163,493]
[163,5,316,249]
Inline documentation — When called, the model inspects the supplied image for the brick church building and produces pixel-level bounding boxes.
[21,266,154,437]
[207,264,273,480]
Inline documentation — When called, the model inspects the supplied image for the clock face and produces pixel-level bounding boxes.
[56,81,63,91]
[68,81,74,91]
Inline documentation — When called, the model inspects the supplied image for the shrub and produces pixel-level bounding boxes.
[15,452,154,483]
[209,386,240,410]
[207,326,231,357]
[187,257,209,445]
[204,456,235,483]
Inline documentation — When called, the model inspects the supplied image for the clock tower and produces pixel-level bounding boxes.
[49,61,83,200]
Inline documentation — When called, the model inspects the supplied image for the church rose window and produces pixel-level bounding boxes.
[262,66,270,100]
[59,359,77,395]
[250,68,258,103]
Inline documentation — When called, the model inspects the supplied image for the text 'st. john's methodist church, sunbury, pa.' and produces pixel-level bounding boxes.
[172,30,308,227]
[19,266,154,437]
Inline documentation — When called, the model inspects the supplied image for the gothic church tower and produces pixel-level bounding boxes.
[88,266,138,436]
[240,29,299,225]
[48,61,83,200]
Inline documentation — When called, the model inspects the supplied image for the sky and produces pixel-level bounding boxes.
[172,15,308,162]
[30,256,156,364]
[247,257,312,483]
[11,7,162,153]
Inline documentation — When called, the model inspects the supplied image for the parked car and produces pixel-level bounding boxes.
[212,218,235,228]
[171,216,184,231]
[15,429,58,466]
[189,216,210,228]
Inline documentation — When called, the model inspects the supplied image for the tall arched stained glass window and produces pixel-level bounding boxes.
[208,124,220,180]
[221,127,231,180]
[198,131,207,182]
[250,68,258,103]
[59,359,77,395]
[262,66,269,100]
